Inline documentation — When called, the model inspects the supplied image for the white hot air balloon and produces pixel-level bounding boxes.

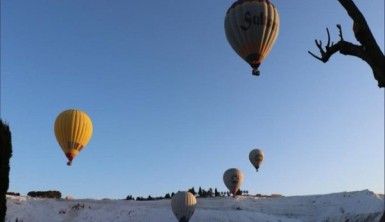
[225,0,280,76]
[171,191,197,222]
[223,168,244,196]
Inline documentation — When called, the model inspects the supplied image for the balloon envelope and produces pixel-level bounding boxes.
[223,168,244,195]
[171,191,197,222]
[54,109,93,166]
[249,149,264,171]
[225,0,280,75]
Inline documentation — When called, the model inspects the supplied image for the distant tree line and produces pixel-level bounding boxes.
[6,192,20,196]
[9,188,279,202]
[127,192,175,201]
[126,187,250,201]
[27,191,62,199]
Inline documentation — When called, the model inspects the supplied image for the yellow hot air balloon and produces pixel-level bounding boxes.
[54,109,93,166]
[225,0,280,76]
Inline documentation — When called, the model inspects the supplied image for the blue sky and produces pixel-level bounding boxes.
[1,0,384,199]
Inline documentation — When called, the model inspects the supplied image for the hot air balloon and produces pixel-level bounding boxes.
[249,149,264,171]
[225,0,280,76]
[171,191,197,222]
[54,109,93,166]
[223,168,244,196]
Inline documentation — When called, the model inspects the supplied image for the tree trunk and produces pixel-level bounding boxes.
[0,120,12,222]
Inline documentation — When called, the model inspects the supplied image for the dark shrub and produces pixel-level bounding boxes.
[6,192,20,196]
[126,195,134,200]
[188,187,196,196]
[27,191,62,199]
[214,188,220,197]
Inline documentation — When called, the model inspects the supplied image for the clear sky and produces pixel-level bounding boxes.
[1,0,384,199]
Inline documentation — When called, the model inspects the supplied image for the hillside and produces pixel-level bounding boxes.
[6,190,384,222]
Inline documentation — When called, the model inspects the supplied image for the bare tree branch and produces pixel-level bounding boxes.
[336,24,343,41]
[326,28,331,47]
[338,0,374,47]
[309,0,385,88]
[308,25,366,63]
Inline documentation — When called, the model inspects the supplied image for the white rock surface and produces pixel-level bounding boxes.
[6,190,384,222]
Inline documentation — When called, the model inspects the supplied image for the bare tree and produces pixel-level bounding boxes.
[308,0,385,88]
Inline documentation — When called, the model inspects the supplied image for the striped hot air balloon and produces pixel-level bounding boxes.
[54,109,93,166]
[171,191,197,222]
[225,0,280,76]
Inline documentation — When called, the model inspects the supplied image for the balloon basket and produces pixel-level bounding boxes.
[252,69,260,76]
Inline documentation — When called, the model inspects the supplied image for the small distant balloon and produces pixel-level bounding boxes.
[171,191,197,222]
[54,109,93,166]
[249,149,264,171]
[224,0,280,76]
[223,168,244,196]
